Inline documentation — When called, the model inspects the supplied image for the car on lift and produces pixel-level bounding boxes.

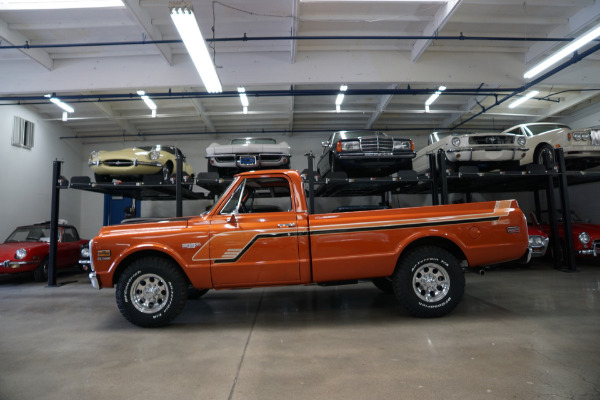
[88,145,195,183]
[502,123,600,169]
[412,131,528,174]
[206,137,291,177]
[530,210,600,262]
[1,221,88,282]
[317,131,415,178]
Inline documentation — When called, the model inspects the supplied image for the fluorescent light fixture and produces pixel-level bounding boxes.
[46,95,74,113]
[243,106,248,115]
[524,24,600,79]
[238,87,249,107]
[425,85,446,107]
[170,2,223,93]
[137,90,157,110]
[335,85,348,106]
[508,90,539,109]
[0,0,124,10]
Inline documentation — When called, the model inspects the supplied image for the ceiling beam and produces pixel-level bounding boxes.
[0,17,53,70]
[185,88,216,133]
[93,102,140,136]
[365,84,398,129]
[411,0,462,63]
[121,0,173,65]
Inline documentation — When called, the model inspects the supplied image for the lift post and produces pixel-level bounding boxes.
[48,160,62,287]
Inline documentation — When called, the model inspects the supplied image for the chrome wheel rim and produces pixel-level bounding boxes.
[130,273,170,314]
[412,263,450,303]
[538,148,553,165]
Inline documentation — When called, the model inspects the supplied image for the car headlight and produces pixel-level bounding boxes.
[517,136,526,146]
[528,236,543,246]
[579,232,591,244]
[80,246,90,259]
[573,132,589,141]
[148,150,161,160]
[451,137,461,147]
[393,140,412,150]
[15,248,27,260]
[338,140,360,152]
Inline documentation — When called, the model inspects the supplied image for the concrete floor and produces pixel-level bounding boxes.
[1,260,599,400]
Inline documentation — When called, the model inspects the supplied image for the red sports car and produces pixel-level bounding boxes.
[530,211,599,261]
[1,222,88,281]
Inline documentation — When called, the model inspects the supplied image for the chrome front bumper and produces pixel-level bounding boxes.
[89,271,100,290]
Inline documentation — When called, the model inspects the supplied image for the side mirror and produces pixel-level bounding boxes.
[227,212,238,225]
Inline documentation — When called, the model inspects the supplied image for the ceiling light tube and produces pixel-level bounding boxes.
[170,2,223,93]
[524,24,600,79]
[508,90,539,109]
[238,87,249,107]
[425,85,446,107]
[48,96,74,113]
[335,85,348,106]
[137,90,157,111]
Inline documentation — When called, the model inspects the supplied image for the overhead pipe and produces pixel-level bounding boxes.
[0,34,592,51]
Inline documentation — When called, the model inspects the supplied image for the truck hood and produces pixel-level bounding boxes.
[98,217,192,236]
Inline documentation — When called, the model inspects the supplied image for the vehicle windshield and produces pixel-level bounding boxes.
[5,226,51,243]
[539,210,585,223]
[523,124,570,136]
[231,138,277,145]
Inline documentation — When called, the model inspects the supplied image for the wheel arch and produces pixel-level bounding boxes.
[398,236,467,268]
[111,249,189,287]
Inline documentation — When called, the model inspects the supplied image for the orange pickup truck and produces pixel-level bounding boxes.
[85,169,529,327]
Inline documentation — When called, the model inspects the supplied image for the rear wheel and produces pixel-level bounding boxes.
[393,246,465,318]
[116,257,188,328]
[159,163,173,182]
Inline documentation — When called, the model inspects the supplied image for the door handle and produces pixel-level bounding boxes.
[277,223,296,228]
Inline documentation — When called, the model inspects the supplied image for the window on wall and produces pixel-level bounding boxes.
[12,116,34,149]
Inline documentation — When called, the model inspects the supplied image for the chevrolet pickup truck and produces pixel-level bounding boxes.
[84,169,529,327]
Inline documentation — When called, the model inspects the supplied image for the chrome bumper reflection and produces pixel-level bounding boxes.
[89,271,100,290]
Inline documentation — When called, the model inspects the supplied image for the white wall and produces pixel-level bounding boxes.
[0,105,84,240]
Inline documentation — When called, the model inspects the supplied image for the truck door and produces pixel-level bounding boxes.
[209,176,301,287]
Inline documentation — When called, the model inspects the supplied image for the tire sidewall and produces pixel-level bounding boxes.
[116,258,187,328]
[394,247,465,318]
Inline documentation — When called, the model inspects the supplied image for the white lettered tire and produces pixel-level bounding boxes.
[116,257,188,328]
[393,246,465,318]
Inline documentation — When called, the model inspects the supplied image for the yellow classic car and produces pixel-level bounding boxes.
[88,145,194,183]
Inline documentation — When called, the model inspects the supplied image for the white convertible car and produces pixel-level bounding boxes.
[412,131,528,174]
[502,123,600,169]
[206,138,291,177]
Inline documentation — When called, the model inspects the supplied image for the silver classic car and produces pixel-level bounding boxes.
[316,131,415,178]
[412,131,528,174]
[206,137,291,177]
[502,123,600,169]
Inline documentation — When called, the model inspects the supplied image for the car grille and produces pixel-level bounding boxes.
[468,136,514,145]
[593,240,600,256]
[360,137,394,152]
[591,129,600,146]
[104,159,134,167]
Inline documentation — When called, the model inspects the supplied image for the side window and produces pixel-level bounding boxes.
[241,177,293,213]
[507,128,521,135]
[220,180,246,215]
[62,227,79,242]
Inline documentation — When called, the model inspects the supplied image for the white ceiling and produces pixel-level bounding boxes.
[1,0,600,144]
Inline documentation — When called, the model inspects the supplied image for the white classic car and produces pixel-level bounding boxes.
[502,123,600,169]
[206,137,291,177]
[412,131,528,174]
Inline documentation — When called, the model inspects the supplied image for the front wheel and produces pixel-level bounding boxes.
[116,257,188,328]
[393,246,465,318]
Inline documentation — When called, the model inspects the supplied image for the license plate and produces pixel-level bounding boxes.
[240,156,256,165]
